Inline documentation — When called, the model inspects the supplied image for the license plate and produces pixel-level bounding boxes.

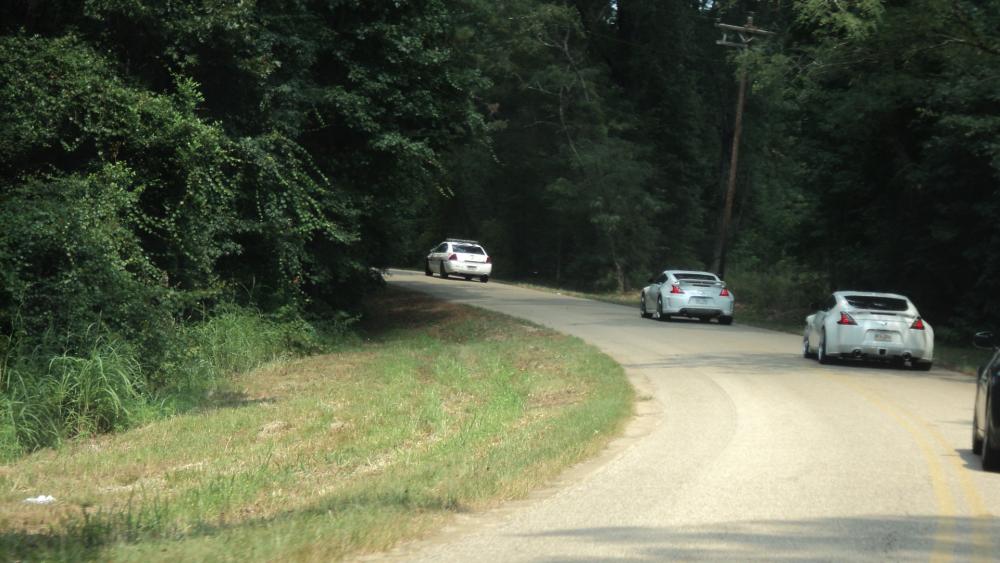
[690,297,707,304]
[468,266,477,270]
[874,332,893,342]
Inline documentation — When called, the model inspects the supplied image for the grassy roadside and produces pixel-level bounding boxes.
[504,280,992,375]
[0,288,632,561]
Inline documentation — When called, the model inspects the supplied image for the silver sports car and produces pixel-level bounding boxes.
[640,270,734,324]
[803,291,934,370]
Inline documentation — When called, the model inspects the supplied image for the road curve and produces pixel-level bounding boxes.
[376,270,999,561]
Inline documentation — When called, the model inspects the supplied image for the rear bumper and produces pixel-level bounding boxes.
[830,341,931,362]
[664,297,734,318]
[677,307,725,318]
[827,325,933,361]
[444,262,492,276]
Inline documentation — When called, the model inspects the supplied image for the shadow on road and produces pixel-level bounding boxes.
[622,352,974,385]
[521,515,998,561]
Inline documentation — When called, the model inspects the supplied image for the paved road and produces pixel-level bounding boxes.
[379,270,999,561]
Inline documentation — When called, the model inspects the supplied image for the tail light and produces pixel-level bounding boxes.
[448,253,458,261]
[720,288,731,297]
[670,284,684,294]
[837,312,857,325]
[910,317,925,330]
[486,256,492,264]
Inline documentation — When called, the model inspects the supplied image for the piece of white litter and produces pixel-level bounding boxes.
[24,495,56,505]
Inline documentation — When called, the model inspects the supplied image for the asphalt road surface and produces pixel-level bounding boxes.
[377,270,999,562]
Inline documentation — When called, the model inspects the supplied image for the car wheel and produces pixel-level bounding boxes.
[718,316,733,326]
[640,294,652,319]
[913,361,933,371]
[656,296,668,321]
[983,395,1000,471]
[973,408,984,455]
[699,317,711,323]
[480,275,489,283]
[425,260,433,276]
[803,334,816,359]
[464,275,472,281]
[818,332,834,365]
[439,262,448,279]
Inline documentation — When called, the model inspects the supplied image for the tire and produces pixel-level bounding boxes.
[973,409,984,455]
[699,317,711,323]
[718,316,733,326]
[425,260,433,276]
[464,275,472,281]
[983,395,1000,472]
[480,275,489,283]
[818,332,834,365]
[640,294,652,319]
[913,361,933,371]
[656,296,669,321]
[439,262,449,279]
[803,334,816,359]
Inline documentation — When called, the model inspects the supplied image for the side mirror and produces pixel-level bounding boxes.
[973,331,996,350]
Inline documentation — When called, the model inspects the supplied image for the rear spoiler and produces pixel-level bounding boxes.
[850,309,903,315]
[676,279,723,286]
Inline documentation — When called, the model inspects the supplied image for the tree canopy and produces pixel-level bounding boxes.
[2,0,998,359]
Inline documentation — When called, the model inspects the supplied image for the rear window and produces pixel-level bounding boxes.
[674,273,718,282]
[844,295,909,311]
[453,244,485,255]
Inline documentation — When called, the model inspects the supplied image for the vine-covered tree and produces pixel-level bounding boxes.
[0,0,483,355]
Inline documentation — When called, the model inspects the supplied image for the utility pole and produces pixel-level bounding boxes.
[711,14,773,278]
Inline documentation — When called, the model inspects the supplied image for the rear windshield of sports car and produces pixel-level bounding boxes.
[453,244,485,255]
[674,273,717,281]
[844,296,909,311]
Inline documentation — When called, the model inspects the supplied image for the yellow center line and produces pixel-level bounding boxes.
[825,371,995,561]
[820,371,956,562]
[906,409,993,562]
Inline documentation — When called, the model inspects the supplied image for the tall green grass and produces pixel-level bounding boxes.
[0,337,146,456]
[152,307,323,408]
[0,307,330,461]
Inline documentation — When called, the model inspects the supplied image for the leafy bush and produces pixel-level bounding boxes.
[0,34,238,350]
[725,260,827,325]
[0,166,170,345]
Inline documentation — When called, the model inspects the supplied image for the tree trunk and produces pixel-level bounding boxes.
[609,235,625,293]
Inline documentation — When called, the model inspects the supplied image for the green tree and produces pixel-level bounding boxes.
[749,0,1000,332]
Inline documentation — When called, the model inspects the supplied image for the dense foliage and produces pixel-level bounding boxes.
[1,0,997,452]
[0,0,481,454]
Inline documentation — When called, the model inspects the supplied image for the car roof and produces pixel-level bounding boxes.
[833,290,911,301]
